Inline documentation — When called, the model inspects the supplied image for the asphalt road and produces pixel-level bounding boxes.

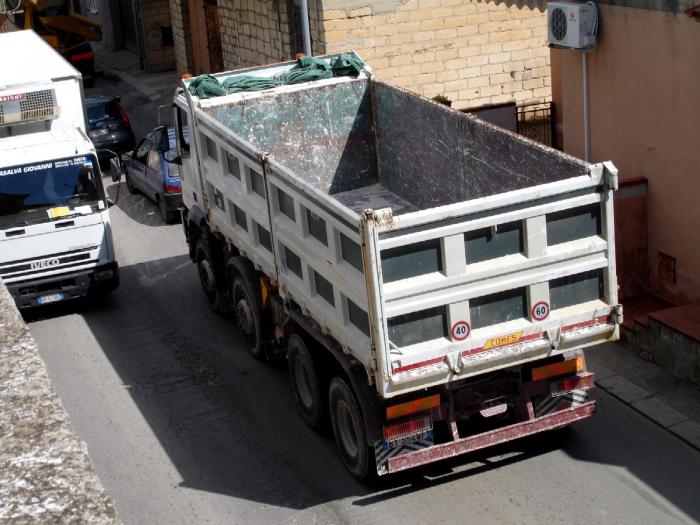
[25,73,700,525]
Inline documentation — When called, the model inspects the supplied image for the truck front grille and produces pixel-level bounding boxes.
[0,247,96,279]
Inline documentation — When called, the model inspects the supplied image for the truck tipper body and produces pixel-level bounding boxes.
[0,31,118,308]
[174,53,621,478]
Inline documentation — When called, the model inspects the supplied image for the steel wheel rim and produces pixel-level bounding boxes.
[235,295,255,337]
[336,400,359,458]
[198,258,215,294]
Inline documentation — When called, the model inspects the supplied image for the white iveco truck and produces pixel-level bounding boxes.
[174,53,621,479]
[0,30,118,308]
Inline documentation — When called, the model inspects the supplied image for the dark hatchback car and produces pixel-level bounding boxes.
[119,126,183,223]
[86,96,136,167]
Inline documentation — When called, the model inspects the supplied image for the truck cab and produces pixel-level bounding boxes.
[0,30,118,308]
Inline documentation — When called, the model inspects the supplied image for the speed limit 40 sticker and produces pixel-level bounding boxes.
[451,321,471,341]
[531,301,550,321]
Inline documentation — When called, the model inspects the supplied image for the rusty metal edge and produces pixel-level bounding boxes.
[387,401,596,473]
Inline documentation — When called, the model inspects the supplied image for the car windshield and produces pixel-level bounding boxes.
[86,101,110,125]
[0,155,105,227]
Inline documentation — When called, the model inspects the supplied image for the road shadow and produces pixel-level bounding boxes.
[54,253,574,510]
[105,181,174,227]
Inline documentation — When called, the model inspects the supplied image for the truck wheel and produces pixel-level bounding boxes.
[196,239,224,313]
[125,171,137,194]
[287,334,324,430]
[329,377,372,480]
[232,275,264,359]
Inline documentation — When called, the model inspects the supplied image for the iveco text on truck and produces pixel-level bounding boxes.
[0,31,118,308]
[171,53,621,478]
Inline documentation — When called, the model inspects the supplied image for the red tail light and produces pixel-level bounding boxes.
[71,51,95,62]
[112,101,130,127]
[163,185,181,193]
[383,416,431,444]
[550,372,595,397]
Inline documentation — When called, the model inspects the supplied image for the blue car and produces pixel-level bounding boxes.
[122,126,183,223]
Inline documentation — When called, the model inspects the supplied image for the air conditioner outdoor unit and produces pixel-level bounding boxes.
[548,1,598,49]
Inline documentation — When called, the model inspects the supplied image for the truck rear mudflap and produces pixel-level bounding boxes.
[384,401,595,474]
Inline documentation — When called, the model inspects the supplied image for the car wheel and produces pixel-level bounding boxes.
[232,275,264,359]
[158,196,178,224]
[329,377,372,480]
[288,334,325,430]
[125,170,137,194]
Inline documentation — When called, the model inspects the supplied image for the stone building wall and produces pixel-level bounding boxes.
[170,0,193,74]
[142,0,176,72]
[320,0,550,109]
[217,0,325,70]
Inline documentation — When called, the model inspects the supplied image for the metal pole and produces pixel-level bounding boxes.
[300,0,312,57]
[582,52,590,162]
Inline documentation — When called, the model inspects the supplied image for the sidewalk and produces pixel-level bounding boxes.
[587,341,700,450]
[92,47,700,454]
[94,48,178,103]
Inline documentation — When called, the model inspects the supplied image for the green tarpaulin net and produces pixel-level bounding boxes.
[187,53,366,99]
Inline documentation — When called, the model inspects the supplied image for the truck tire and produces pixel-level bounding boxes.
[329,377,372,480]
[232,275,264,359]
[196,239,224,313]
[287,334,324,430]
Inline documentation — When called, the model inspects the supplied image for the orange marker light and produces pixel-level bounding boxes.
[386,394,440,420]
[532,356,584,382]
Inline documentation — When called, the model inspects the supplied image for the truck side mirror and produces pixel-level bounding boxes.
[154,125,170,153]
[110,157,123,182]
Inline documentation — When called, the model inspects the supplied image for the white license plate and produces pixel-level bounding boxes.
[37,292,64,304]
[90,128,109,137]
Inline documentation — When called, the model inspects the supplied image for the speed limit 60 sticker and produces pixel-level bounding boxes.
[531,301,550,321]
[451,321,471,341]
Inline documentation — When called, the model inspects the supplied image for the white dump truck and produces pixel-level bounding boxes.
[172,53,621,479]
[0,30,118,308]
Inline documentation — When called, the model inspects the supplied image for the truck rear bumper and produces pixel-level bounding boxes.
[387,401,595,474]
[6,262,119,309]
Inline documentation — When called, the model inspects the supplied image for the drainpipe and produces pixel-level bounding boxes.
[299,0,312,56]
[582,52,590,162]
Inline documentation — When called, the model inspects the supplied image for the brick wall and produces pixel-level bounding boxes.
[170,0,193,74]
[142,0,176,72]
[320,0,550,108]
[217,0,325,70]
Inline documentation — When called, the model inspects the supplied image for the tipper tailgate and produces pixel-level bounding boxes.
[364,165,621,398]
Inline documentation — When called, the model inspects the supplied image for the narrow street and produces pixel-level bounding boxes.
[24,72,700,525]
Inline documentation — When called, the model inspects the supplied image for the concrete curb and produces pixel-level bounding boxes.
[0,281,120,523]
